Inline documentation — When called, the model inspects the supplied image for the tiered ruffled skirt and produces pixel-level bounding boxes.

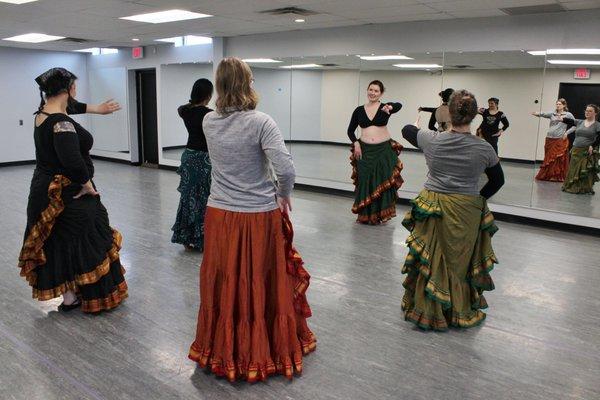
[535,137,570,182]
[401,189,498,331]
[562,147,600,194]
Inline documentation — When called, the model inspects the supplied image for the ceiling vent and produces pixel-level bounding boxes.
[259,6,318,16]
[57,37,94,44]
[452,65,473,69]
[500,3,565,16]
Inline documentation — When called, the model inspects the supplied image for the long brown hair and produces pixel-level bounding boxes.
[215,57,258,114]
[556,98,568,112]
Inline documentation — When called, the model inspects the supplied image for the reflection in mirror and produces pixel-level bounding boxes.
[442,51,545,207]
[160,62,213,162]
[88,67,129,153]
[532,49,600,218]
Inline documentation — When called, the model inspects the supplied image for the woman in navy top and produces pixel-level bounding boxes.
[347,80,404,224]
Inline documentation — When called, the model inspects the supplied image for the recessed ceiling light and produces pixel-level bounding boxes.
[243,58,283,63]
[132,38,140,42]
[121,9,212,24]
[527,50,546,56]
[75,48,100,55]
[359,55,414,61]
[393,64,442,69]
[295,19,305,23]
[0,0,38,3]
[2,33,65,43]
[547,60,600,65]
[547,48,600,55]
[280,64,320,69]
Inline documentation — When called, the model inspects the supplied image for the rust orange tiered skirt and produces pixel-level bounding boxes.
[188,207,316,383]
[535,137,570,182]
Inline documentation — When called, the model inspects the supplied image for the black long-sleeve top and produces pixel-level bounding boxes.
[34,112,94,184]
[402,124,505,199]
[178,104,212,152]
[419,106,439,131]
[478,109,509,138]
[66,100,87,115]
[347,102,402,143]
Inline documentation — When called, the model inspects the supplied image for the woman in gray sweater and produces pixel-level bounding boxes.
[188,58,316,383]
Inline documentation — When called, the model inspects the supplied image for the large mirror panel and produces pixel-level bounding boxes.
[442,51,545,207]
[532,50,600,218]
[160,62,214,162]
[88,67,129,154]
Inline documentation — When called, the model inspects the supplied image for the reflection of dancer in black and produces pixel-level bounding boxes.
[477,98,509,154]
[347,80,404,224]
[418,88,454,131]
[171,79,214,251]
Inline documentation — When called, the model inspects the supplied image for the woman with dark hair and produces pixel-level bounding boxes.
[400,89,504,331]
[171,78,214,251]
[18,67,127,312]
[477,97,509,154]
[418,87,454,132]
[560,104,600,194]
[188,58,315,382]
[532,98,575,182]
[347,80,404,224]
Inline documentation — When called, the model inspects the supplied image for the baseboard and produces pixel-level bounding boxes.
[158,164,178,171]
[162,145,186,151]
[90,155,140,166]
[0,160,36,167]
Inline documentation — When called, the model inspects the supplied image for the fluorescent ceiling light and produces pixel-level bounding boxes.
[3,33,64,43]
[183,35,212,46]
[527,50,546,56]
[393,64,442,68]
[547,49,600,55]
[100,48,118,55]
[280,64,320,69]
[547,60,600,65]
[243,58,283,63]
[156,36,184,47]
[121,9,211,24]
[0,0,38,3]
[295,19,305,23]
[359,55,414,61]
[74,48,118,55]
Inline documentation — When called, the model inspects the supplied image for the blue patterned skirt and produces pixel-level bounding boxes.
[171,149,211,250]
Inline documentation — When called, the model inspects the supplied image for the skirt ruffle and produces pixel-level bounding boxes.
[350,139,404,224]
[562,147,600,194]
[401,190,498,331]
[19,174,128,313]
[188,208,316,383]
[535,137,570,182]
[171,149,211,250]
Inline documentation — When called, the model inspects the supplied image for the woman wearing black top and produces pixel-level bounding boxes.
[171,78,214,251]
[18,68,127,312]
[477,97,509,154]
[347,80,404,224]
[418,88,454,132]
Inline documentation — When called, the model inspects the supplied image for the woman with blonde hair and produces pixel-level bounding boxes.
[532,98,575,182]
[188,58,316,382]
[400,89,504,331]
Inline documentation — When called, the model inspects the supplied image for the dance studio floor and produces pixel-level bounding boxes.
[1,161,599,400]
[165,143,600,220]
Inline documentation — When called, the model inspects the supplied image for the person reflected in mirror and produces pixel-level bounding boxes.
[347,80,404,224]
[476,97,509,154]
[559,104,600,194]
[18,68,128,313]
[188,58,315,382]
[418,87,454,132]
[171,78,214,251]
[532,98,576,182]
[400,89,504,331]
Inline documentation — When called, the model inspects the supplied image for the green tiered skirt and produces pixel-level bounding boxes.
[401,189,499,331]
[562,147,600,195]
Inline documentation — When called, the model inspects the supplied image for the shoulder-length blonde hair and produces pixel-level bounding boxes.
[215,57,258,114]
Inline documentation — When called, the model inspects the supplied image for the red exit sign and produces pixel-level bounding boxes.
[132,47,144,59]
[574,68,590,79]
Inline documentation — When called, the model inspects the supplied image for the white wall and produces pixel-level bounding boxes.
[320,70,361,143]
[251,68,292,139]
[0,47,88,163]
[291,70,322,141]
[88,67,129,152]
[160,63,213,148]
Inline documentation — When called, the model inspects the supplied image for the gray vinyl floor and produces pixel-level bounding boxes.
[1,161,599,400]
[164,143,600,219]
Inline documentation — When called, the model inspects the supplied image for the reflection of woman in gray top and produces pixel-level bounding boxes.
[188,58,316,382]
[399,90,504,332]
[532,98,576,182]
[560,104,600,194]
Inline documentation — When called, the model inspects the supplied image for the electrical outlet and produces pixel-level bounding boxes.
[19,119,23,126]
